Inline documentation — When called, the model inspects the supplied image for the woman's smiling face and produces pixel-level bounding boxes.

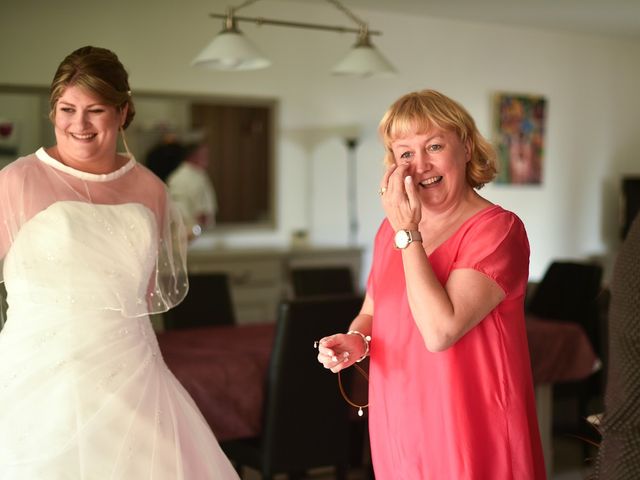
[52,84,126,173]
[390,126,471,211]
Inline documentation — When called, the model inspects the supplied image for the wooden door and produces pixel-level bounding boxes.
[191,103,273,225]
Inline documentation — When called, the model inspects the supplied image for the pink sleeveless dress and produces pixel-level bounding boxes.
[367,205,546,480]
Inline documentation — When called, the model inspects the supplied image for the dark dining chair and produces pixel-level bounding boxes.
[222,295,363,479]
[290,266,371,476]
[527,261,604,344]
[290,266,355,297]
[163,272,235,329]
[526,260,605,451]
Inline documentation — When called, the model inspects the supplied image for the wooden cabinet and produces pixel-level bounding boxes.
[187,247,362,325]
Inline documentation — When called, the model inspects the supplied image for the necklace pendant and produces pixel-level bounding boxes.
[358,407,364,417]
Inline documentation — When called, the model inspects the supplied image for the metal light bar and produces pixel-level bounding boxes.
[194,0,395,75]
[208,13,382,36]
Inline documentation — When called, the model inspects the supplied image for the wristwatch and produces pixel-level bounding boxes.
[394,229,422,249]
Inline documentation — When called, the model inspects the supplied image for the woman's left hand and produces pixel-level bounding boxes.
[316,333,364,373]
[380,162,421,231]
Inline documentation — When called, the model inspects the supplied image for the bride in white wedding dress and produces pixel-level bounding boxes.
[0,46,239,479]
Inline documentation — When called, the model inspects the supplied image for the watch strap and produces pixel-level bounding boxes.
[406,230,422,245]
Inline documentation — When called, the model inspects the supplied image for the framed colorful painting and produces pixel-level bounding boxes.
[493,93,547,185]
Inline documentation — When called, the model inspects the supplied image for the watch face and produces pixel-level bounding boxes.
[394,230,410,249]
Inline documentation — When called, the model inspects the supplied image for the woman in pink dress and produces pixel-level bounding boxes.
[317,90,546,479]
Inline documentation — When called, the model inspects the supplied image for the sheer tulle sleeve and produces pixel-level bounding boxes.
[0,159,28,285]
[0,151,188,318]
[145,191,189,315]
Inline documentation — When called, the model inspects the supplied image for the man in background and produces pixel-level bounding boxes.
[167,142,217,240]
[145,127,184,182]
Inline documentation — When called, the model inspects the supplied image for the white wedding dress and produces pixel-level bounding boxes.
[0,149,239,479]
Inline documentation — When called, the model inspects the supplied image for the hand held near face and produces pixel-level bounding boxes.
[380,162,421,232]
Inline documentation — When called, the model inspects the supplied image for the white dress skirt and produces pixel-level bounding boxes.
[0,150,239,479]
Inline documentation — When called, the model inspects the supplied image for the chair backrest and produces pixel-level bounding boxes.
[260,295,362,474]
[527,261,604,353]
[164,273,235,329]
[290,266,355,297]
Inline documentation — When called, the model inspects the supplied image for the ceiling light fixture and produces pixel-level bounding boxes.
[192,0,396,77]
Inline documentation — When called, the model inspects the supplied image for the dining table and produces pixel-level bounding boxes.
[156,316,599,473]
[157,323,275,442]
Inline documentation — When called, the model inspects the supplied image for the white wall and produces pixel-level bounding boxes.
[2,0,640,283]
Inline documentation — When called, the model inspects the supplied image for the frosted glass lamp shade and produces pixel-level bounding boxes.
[332,35,395,77]
[192,30,271,71]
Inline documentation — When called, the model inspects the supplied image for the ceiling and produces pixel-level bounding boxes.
[312,0,640,40]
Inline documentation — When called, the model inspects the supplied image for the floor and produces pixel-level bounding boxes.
[553,435,597,480]
[551,392,602,480]
[239,433,599,479]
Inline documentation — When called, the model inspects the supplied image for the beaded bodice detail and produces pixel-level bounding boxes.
[3,201,156,317]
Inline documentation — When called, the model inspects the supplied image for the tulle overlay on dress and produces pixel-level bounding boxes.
[0,151,238,479]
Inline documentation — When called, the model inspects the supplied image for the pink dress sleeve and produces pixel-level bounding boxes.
[452,209,530,296]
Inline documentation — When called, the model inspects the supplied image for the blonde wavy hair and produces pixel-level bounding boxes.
[378,89,497,189]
